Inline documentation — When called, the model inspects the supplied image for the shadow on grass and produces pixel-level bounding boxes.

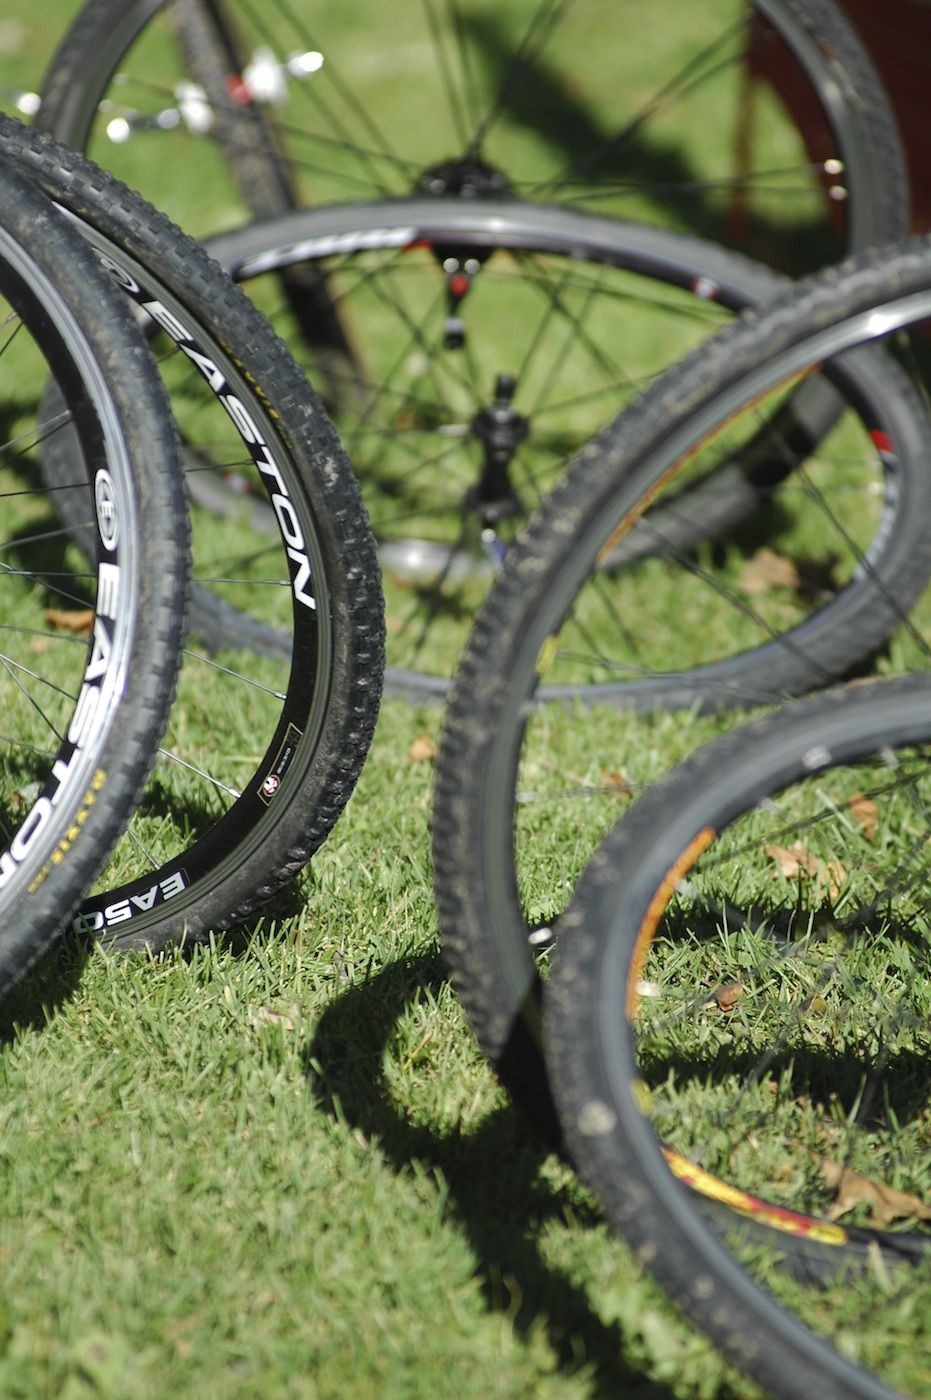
[0,890,307,1052]
[639,1038,931,1136]
[304,950,683,1399]
[0,932,88,1044]
[457,12,844,275]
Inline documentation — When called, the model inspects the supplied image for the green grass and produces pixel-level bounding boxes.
[0,701,751,1400]
[0,3,929,1397]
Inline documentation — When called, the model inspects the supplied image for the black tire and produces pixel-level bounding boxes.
[544,676,931,1400]
[206,197,897,700]
[34,0,913,701]
[0,115,385,951]
[0,156,188,984]
[36,0,908,267]
[432,234,931,1137]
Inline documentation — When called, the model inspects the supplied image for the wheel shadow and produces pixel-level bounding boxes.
[0,897,306,1052]
[0,932,88,1045]
[304,950,687,1399]
[459,12,841,273]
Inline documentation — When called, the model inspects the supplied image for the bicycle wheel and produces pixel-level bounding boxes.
[545,676,931,1400]
[204,197,874,698]
[0,156,188,983]
[33,0,912,699]
[432,235,931,1137]
[0,116,385,951]
[36,0,907,269]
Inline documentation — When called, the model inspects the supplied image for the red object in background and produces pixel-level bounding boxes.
[838,0,931,230]
[745,0,931,233]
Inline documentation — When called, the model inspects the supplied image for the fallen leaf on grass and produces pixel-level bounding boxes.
[740,548,839,598]
[764,842,846,898]
[766,842,814,878]
[712,980,743,1012]
[599,768,632,797]
[408,734,437,763]
[819,1158,931,1227]
[740,548,800,595]
[849,792,878,840]
[44,607,94,633]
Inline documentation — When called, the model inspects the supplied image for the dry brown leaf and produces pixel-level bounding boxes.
[409,734,437,763]
[765,842,808,879]
[740,548,801,596]
[819,1158,931,1228]
[44,607,94,634]
[713,980,743,1012]
[599,768,632,797]
[764,842,846,898]
[741,548,838,598]
[849,792,878,840]
[819,860,846,900]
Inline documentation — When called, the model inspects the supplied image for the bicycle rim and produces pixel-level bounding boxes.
[545,676,931,1398]
[0,118,384,949]
[0,159,188,976]
[433,240,931,1136]
[36,0,908,265]
[208,198,845,697]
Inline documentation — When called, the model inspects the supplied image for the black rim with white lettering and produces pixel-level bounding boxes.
[0,156,188,983]
[0,119,384,950]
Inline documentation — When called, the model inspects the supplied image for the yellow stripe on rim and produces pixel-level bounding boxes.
[626,827,715,1018]
[665,1148,849,1246]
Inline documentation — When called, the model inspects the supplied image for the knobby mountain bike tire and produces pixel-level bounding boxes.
[33,0,911,536]
[204,197,888,699]
[432,234,931,1139]
[545,675,931,1400]
[0,156,188,984]
[0,116,385,951]
[36,0,908,267]
[33,0,912,701]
